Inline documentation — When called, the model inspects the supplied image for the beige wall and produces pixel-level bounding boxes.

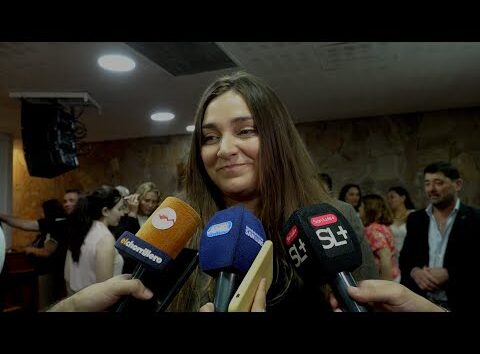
[11,106,480,247]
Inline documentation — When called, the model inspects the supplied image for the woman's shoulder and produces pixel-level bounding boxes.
[328,199,353,213]
[366,222,390,233]
[87,221,114,241]
[95,232,115,251]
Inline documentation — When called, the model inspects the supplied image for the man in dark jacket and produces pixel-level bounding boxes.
[400,161,480,312]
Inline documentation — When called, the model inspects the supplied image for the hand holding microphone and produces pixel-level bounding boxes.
[114,196,201,312]
[49,274,154,312]
[329,279,448,312]
[282,203,368,312]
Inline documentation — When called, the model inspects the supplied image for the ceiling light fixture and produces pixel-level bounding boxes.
[186,125,195,132]
[98,54,136,72]
[151,112,175,121]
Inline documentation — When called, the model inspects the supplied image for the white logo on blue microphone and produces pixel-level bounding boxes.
[245,225,264,246]
[207,221,232,237]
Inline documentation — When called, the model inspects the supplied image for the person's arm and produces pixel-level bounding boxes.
[376,247,393,281]
[125,194,140,218]
[365,226,393,280]
[24,237,58,257]
[95,236,115,283]
[48,274,153,312]
[350,210,380,280]
[0,213,39,231]
[329,279,447,312]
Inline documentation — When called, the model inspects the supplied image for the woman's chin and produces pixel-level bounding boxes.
[221,187,259,202]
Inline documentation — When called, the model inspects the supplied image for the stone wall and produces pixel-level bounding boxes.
[298,107,480,209]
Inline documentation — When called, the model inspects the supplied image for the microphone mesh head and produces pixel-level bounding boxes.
[136,196,201,259]
[199,206,266,275]
[282,203,362,282]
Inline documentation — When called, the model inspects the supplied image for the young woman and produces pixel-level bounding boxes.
[56,72,378,312]
[360,194,400,281]
[169,71,377,311]
[110,182,161,273]
[386,186,415,260]
[339,184,362,212]
[64,185,126,294]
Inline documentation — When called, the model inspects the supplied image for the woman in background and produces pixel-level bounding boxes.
[339,183,362,212]
[129,182,161,228]
[386,186,415,262]
[111,182,161,273]
[360,194,400,282]
[111,182,161,240]
[64,185,126,295]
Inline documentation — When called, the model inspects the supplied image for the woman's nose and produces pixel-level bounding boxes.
[217,135,238,158]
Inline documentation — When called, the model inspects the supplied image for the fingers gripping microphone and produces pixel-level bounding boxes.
[199,206,266,312]
[282,203,368,312]
[114,197,201,312]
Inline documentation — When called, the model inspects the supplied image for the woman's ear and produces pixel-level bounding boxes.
[101,206,109,217]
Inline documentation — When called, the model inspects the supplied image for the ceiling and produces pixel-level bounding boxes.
[1,42,480,142]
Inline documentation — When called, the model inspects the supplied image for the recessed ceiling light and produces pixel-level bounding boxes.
[98,54,136,72]
[151,112,175,121]
[186,125,195,132]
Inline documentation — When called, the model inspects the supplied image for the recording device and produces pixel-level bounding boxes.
[281,203,368,312]
[199,206,266,312]
[114,196,201,312]
[228,240,273,312]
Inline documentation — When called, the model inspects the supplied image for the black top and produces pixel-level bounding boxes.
[110,215,141,240]
[32,217,68,275]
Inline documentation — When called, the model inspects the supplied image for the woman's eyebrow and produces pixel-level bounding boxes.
[202,116,253,129]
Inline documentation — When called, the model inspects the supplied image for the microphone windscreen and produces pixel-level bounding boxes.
[199,206,266,276]
[281,203,362,282]
[116,196,201,271]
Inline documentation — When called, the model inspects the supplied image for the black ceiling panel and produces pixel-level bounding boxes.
[127,42,238,76]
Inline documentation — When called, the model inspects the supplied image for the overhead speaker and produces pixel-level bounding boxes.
[21,101,79,178]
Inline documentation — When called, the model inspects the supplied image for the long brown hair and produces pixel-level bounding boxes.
[170,72,331,310]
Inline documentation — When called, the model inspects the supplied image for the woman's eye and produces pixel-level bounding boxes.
[238,128,257,137]
[203,135,219,144]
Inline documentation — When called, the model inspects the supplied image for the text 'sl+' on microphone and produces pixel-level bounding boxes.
[281,203,368,312]
[114,196,201,312]
[199,206,266,312]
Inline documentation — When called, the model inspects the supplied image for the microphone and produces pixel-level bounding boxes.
[281,203,368,312]
[199,206,266,312]
[114,196,201,312]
